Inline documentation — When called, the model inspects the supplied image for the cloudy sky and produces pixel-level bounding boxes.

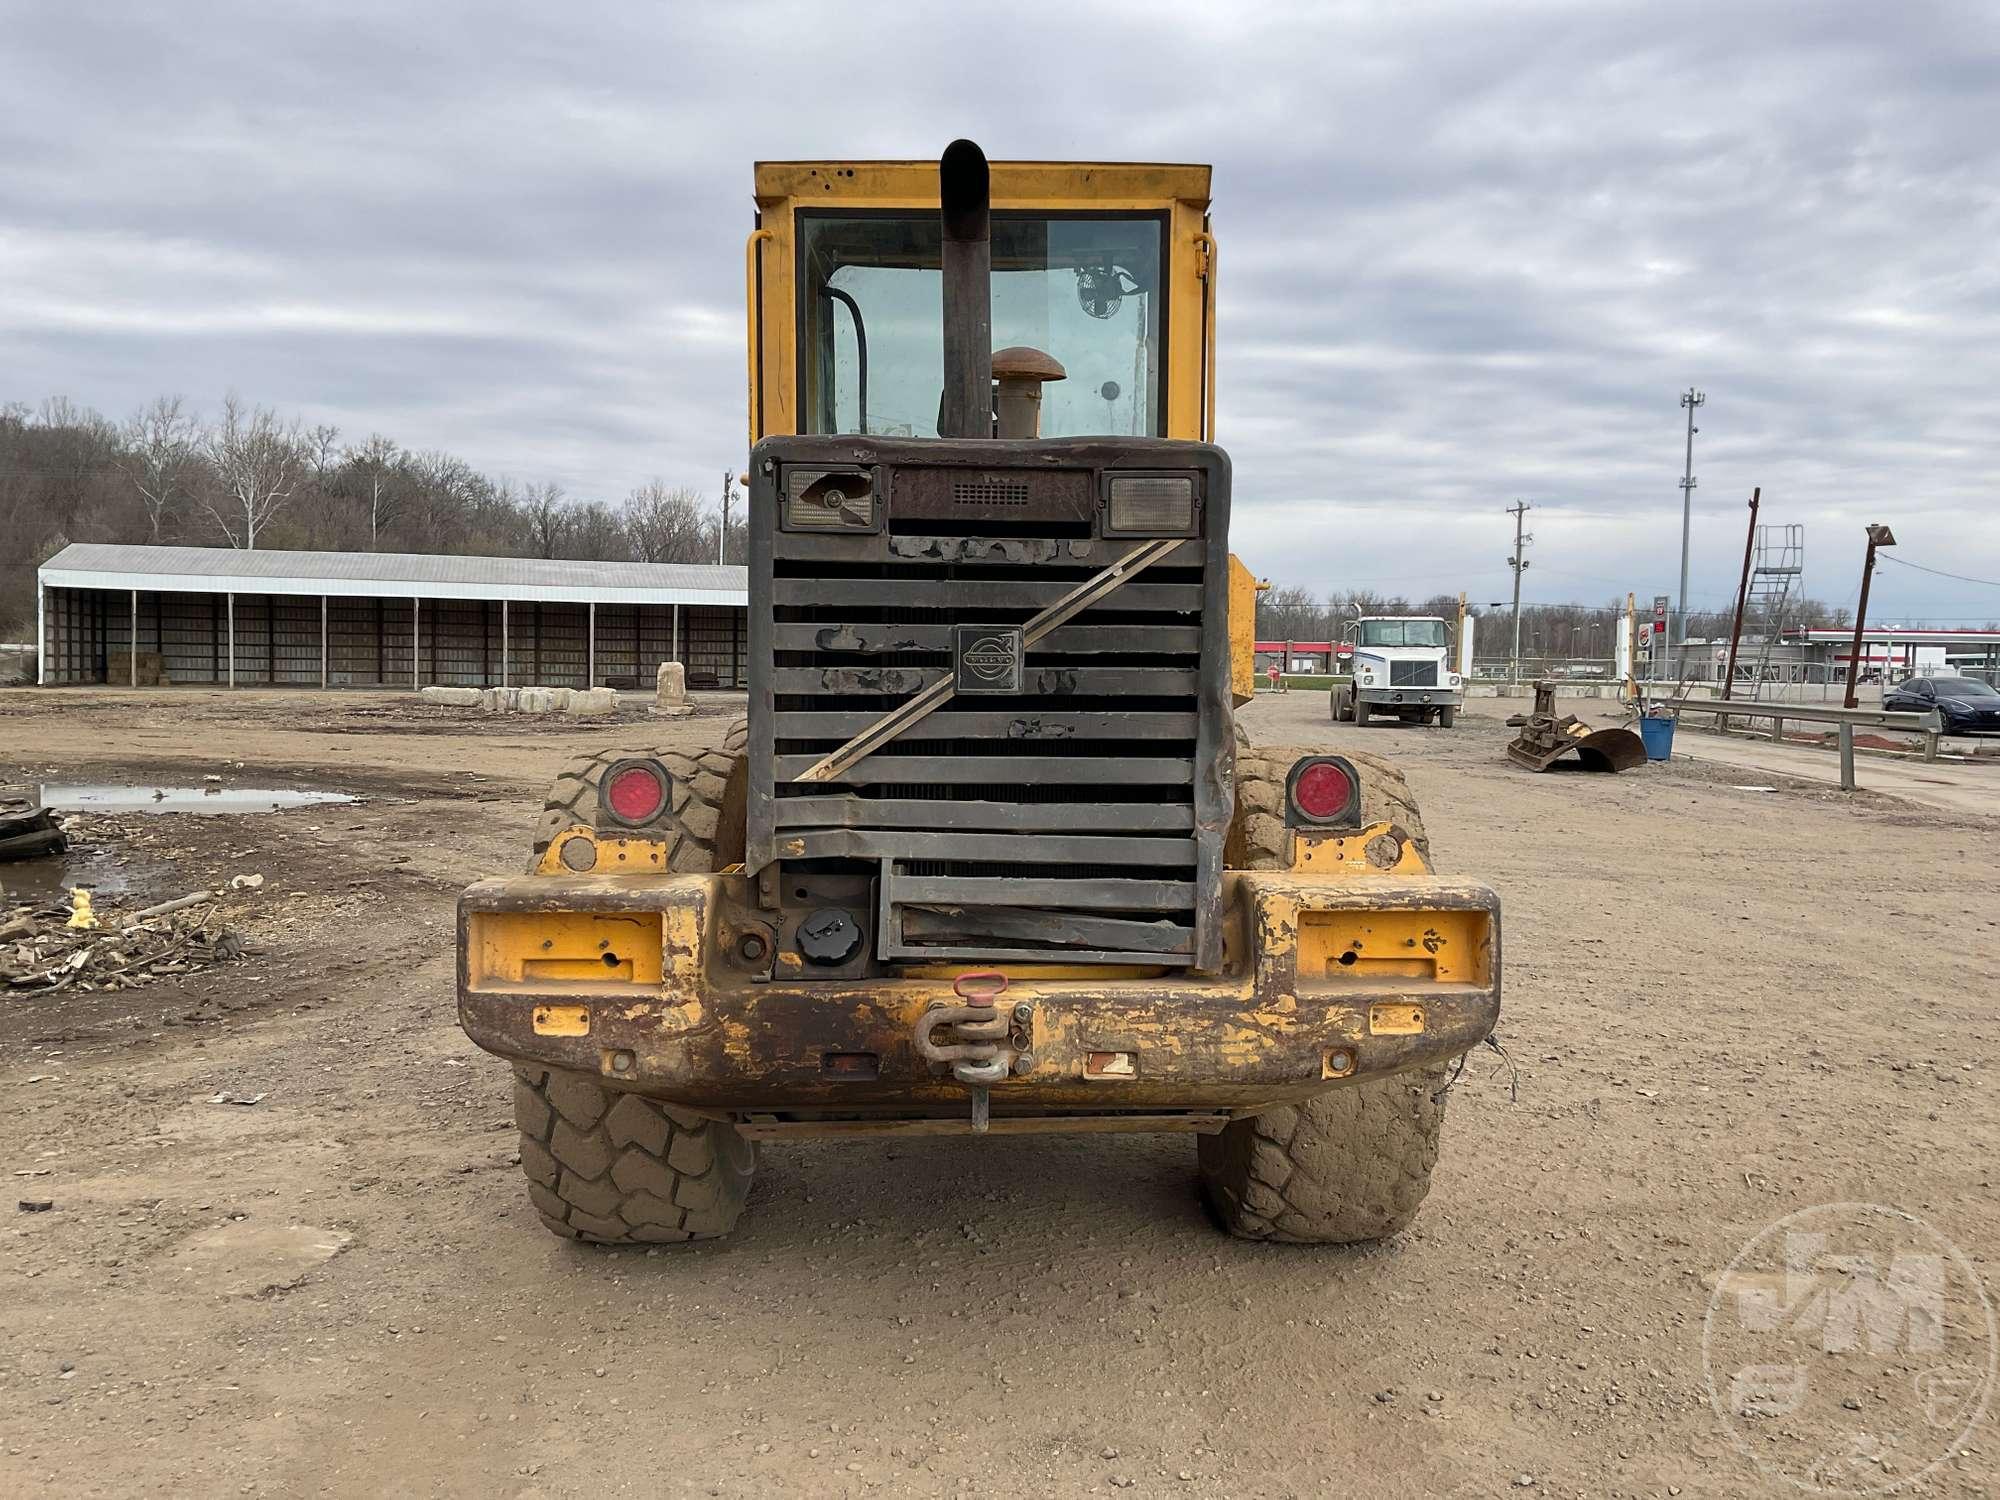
[5,1,1998,624]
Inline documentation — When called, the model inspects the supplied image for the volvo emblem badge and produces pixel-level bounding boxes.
[953,625,1024,694]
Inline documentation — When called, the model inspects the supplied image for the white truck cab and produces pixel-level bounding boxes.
[1333,615,1464,727]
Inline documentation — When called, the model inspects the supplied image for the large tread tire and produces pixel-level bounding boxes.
[513,1066,754,1244]
[1226,744,1431,870]
[1211,741,1446,1243]
[528,719,747,872]
[1197,1064,1451,1244]
[514,718,755,1245]
[1354,698,1372,727]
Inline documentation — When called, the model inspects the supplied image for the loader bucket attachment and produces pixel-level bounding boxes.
[1504,683,1647,773]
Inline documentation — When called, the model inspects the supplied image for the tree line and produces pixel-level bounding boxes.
[0,394,746,636]
[1255,584,1857,662]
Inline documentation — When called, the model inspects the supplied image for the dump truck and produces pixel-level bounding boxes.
[1332,615,1464,727]
[455,142,1501,1245]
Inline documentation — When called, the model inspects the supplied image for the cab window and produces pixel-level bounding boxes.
[797,213,1165,439]
[1359,620,1449,649]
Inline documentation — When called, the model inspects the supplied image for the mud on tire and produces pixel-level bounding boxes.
[514,1066,754,1244]
[1211,741,1448,1244]
[514,717,754,1244]
[529,719,747,872]
[1226,743,1431,871]
[1198,1064,1449,1243]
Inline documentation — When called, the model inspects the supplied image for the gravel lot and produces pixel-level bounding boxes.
[3,687,1995,1498]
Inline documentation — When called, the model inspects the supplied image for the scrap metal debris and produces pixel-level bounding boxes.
[1,889,253,995]
[0,784,66,862]
[1505,682,1647,773]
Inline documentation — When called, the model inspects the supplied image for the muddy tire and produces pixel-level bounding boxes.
[515,718,755,1245]
[528,719,747,872]
[1227,744,1430,868]
[1211,742,1445,1243]
[1353,698,1371,727]
[1198,1064,1450,1243]
[1438,706,1456,729]
[513,1066,754,1244]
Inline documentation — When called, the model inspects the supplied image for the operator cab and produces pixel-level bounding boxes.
[796,213,1166,439]
[746,160,1216,445]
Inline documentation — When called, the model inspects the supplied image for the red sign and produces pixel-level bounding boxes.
[1651,621,1666,635]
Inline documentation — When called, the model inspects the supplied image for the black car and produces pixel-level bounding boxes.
[1884,675,2000,733]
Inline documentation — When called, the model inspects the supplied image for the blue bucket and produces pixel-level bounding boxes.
[1637,715,1675,761]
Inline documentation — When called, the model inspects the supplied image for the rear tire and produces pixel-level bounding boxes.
[529,719,747,872]
[1212,743,1446,1243]
[514,1067,754,1244]
[512,718,755,1245]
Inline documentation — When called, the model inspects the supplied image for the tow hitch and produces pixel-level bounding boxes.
[914,971,1037,1132]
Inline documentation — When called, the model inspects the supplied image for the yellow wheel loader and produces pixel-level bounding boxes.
[457,142,1501,1245]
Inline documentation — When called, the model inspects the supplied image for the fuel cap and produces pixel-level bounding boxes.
[797,907,863,966]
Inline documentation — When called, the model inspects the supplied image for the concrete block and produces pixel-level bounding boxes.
[656,660,687,706]
[418,685,483,707]
[517,687,564,713]
[481,687,521,712]
[567,687,618,717]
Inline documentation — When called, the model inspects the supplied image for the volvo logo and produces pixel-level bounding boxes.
[953,625,1024,694]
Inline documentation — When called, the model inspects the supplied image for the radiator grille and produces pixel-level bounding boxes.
[760,471,1210,966]
[1390,660,1437,688]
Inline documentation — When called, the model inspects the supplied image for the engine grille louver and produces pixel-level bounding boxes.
[747,438,1231,970]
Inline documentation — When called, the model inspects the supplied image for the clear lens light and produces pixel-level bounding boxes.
[785,469,874,529]
[1107,475,1194,533]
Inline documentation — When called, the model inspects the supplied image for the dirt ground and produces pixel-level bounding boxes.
[2,687,1996,1499]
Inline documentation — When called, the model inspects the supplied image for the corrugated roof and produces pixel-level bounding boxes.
[38,543,746,607]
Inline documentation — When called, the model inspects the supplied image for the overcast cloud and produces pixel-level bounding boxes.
[4,0,1997,622]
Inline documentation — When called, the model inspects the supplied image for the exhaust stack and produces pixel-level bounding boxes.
[938,139,993,439]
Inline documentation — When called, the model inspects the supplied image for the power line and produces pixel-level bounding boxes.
[1875,554,2000,589]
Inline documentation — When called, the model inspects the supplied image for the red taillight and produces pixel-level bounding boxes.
[603,762,667,824]
[1290,759,1355,822]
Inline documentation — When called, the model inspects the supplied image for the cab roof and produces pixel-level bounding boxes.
[754,159,1211,211]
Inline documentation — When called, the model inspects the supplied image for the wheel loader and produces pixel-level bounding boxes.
[456,141,1501,1245]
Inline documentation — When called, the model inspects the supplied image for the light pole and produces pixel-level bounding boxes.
[1842,523,1896,708]
[1676,388,1704,676]
[1505,500,1532,681]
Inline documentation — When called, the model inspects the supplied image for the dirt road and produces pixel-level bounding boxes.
[3,688,1995,1498]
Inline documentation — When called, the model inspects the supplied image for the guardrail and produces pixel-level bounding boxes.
[1646,695,1942,790]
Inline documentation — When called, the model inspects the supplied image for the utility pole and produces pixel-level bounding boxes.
[1676,387,1705,676]
[1721,487,1761,701]
[1843,523,1897,708]
[718,470,733,564]
[1505,500,1532,681]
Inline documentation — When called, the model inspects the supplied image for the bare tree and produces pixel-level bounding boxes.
[1255,584,1327,640]
[303,423,342,491]
[200,393,304,547]
[561,499,632,561]
[121,395,197,541]
[344,433,403,548]
[622,480,709,563]
[522,481,570,558]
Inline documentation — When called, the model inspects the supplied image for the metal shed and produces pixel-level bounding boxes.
[35,543,749,691]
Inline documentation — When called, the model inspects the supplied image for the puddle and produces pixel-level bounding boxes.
[39,785,356,815]
[1,849,132,903]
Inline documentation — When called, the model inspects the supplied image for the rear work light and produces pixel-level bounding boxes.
[601,758,670,826]
[1104,473,1196,535]
[1285,756,1361,828]
[783,466,876,530]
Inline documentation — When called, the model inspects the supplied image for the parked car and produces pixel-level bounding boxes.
[1884,675,2000,733]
